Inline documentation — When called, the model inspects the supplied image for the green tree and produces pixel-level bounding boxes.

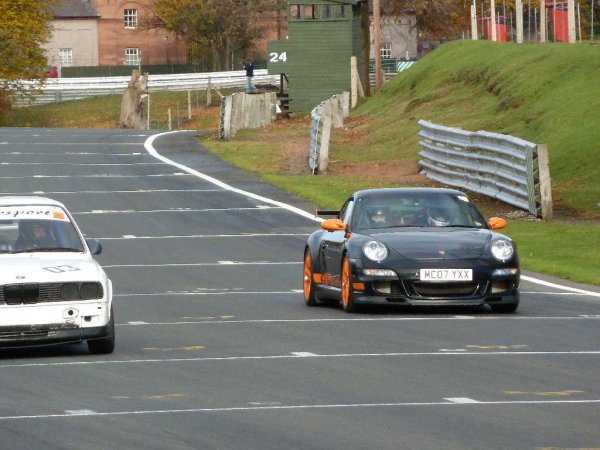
[148,0,281,71]
[0,0,56,95]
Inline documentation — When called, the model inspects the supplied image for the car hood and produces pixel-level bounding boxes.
[369,228,492,260]
[0,254,103,284]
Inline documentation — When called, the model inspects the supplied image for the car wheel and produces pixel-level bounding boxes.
[88,307,115,354]
[490,303,518,313]
[341,255,358,313]
[303,249,317,306]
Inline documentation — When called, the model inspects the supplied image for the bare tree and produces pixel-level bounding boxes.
[118,70,148,129]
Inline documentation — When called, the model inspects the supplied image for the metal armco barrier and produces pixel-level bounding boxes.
[309,92,349,173]
[12,70,278,107]
[219,92,277,140]
[418,119,551,218]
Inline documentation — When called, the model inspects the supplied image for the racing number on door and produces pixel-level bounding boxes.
[269,52,287,63]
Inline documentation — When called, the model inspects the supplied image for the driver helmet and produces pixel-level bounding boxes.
[427,207,451,226]
[19,220,54,241]
[370,208,387,224]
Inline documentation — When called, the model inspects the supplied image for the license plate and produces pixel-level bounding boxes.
[420,269,473,282]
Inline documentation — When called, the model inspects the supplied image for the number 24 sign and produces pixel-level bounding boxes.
[269,52,287,63]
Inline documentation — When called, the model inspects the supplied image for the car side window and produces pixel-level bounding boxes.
[339,198,354,226]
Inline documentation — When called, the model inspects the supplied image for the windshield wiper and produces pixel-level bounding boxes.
[12,247,83,253]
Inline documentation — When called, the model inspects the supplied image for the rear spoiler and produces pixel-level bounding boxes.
[315,208,339,218]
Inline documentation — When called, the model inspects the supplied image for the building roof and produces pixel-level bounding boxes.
[53,0,99,19]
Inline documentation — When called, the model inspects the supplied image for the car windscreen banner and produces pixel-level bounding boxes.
[0,206,70,222]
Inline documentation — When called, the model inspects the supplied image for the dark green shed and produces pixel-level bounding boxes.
[267,0,366,113]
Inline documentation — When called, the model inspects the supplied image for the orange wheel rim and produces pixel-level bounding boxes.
[303,252,312,300]
[342,257,350,307]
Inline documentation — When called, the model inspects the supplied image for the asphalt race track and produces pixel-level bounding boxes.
[1,128,599,450]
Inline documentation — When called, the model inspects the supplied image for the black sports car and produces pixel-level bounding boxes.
[303,188,520,313]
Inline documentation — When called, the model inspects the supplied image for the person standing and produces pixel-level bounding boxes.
[243,57,258,94]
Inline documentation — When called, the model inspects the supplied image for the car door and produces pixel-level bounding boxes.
[321,197,354,289]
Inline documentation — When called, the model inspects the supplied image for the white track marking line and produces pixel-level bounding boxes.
[144,131,320,223]
[0,188,224,195]
[1,350,600,370]
[74,206,281,215]
[1,398,600,421]
[521,275,600,298]
[113,315,600,326]
[0,162,161,166]
[104,261,301,268]
[444,398,480,403]
[99,233,309,240]
[0,173,192,180]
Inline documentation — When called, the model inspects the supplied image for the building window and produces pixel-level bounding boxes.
[124,9,138,29]
[290,4,301,20]
[124,48,140,66]
[304,5,316,20]
[381,43,392,59]
[58,48,73,67]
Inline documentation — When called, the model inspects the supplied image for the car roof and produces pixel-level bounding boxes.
[0,196,66,208]
[352,187,466,200]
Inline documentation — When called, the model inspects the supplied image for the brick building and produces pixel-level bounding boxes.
[45,0,187,69]
[91,0,187,66]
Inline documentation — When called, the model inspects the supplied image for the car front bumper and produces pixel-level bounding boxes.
[0,323,111,348]
[350,264,520,307]
[0,302,111,348]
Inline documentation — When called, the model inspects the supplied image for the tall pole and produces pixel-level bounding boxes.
[540,0,546,42]
[568,0,576,42]
[481,1,485,37]
[528,0,532,40]
[373,0,382,91]
[592,0,595,40]
[491,0,497,41]
[360,1,371,96]
[577,2,582,41]
[516,0,524,42]
[503,0,507,37]
[471,1,479,39]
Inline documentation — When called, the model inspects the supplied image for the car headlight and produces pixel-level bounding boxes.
[490,239,514,261]
[59,282,104,300]
[362,240,388,262]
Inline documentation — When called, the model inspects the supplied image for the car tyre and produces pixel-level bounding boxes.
[341,254,358,313]
[303,249,318,306]
[88,307,115,354]
[490,303,518,313]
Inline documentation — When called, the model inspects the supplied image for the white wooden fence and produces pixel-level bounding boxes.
[219,92,277,140]
[11,70,278,107]
[309,92,350,173]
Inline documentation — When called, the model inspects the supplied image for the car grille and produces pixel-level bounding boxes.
[400,280,486,299]
[0,282,103,305]
[0,329,53,339]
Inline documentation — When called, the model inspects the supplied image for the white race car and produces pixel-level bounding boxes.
[0,197,114,354]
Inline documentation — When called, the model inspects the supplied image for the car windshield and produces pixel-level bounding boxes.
[351,191,488,232]
[0,206,86,254]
